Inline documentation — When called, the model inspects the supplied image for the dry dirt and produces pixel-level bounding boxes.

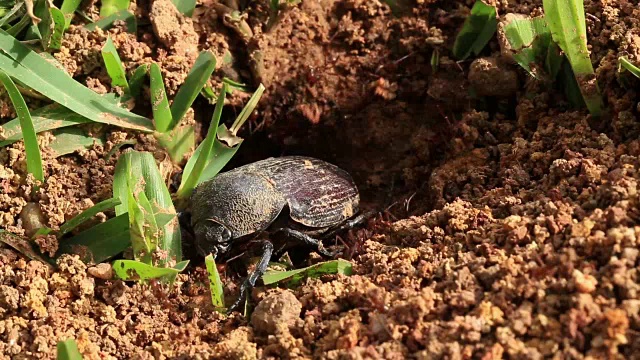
[1,0,640,358]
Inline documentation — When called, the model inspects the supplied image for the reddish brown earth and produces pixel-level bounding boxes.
[1,0,640,358]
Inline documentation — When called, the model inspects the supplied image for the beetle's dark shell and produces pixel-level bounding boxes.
[190,156,359,237]
[190,170,287,238]
[239,156,359,228]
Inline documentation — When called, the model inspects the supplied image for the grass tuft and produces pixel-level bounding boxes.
[0,69,43,182]
[452,1,497,60]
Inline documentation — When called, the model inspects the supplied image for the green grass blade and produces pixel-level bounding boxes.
[0,70,43,182]
[149,63,172,133]
[127,63,148,99]
[112,259,189,282]
[100,0,129,18]
[198,134,241,182]
[171,0,195,17]
[113,151,182,265]
[0,104,89,147]
[85,9,136,33]
[542,0,603,117]
[619,57,640,79]
[49,127,106,157]
[205,254,225,311]
[55,213,130,264]
[56,339,83,360]
[0,30,153,131]
[452,1,497,60]
[170,51,216,128]
[101,36,129,91]
[7,12,29,36]
[176,83,227,199]
[57,197,121,237]
[60,0,82,28]
[229,83,265,134]
[0,2,25,27]
[40,7,65,50]
[262,259,353,286]
[155,124,195,163]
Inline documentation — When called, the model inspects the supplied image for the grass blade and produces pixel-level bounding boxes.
[113,151,182,265]
[0,2,25,28]
[84,9,136,33]
[176,83,227,199]
[40,6,65,50]
[199,135,241,182]
[0,30,153,131]
[542,0,603,117]
[155,124,195,163]
[101,36,129,91]
[170,51,216,128]
[49,127,106,157]
[262,259,353,286]
[57,197,121,237]
[171,0,195,17]
[0,104,90,147]
[452,1,497,60]
[127,63,149,99]
[56,339,83,360]
[619,57,640,79]
[55,213,130,264]
[149,63,172,133]
[112,259,189,282]
[60,0,82,28]
[205,254,225,311]
[0,70,43,182]
[100,0,129,18]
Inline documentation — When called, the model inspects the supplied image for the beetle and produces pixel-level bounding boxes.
[183,156,368,312]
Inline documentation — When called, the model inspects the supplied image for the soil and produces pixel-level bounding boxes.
[1,0,640,358]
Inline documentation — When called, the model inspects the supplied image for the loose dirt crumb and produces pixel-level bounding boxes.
[251,289,302,335]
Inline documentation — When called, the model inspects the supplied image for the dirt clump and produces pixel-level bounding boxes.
[251,289,302,335]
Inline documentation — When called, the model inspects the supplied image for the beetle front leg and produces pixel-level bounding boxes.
[227,240,274,314]
[276,228,336,258]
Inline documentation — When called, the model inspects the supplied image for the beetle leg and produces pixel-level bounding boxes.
[227,240,274,314]
[276,228,336,258]
[321,210,376,240]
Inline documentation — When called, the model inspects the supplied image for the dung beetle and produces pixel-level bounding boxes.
[184,156,368,312]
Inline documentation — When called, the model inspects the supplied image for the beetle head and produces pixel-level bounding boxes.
[193,218,233,258]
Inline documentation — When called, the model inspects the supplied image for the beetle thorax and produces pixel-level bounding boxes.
[190,170,287,239]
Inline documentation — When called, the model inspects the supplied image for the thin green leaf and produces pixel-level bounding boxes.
[0,2,25,28]
[619,57,640,79]
[49,127,106,157]
[57,197,121,237]
[40,7,65,50]
[262,259,353,286]
[6,12,29,36]
[101,36,129,91]
[60,0,82,28]
[0,104,90,147]
[171,0,195,17]
[0,70,43,182]
[127,63,149,99]
[542,0,603,117]
[228,83,265,135]
[452,1,497,60]
[0,30,153,131]
[149,63,172,133]
[170,51,217,127]
[0,230,53,267]
[100,0,129,18]
[85,9,136,33]
[56,339,83,360]
[55,213,130,264]
[205,254,225,310]
[198,133,241,182]
[112,259,189,282]
[113,151,182,265]
[176,83,227,199]
[155,124,195,163]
